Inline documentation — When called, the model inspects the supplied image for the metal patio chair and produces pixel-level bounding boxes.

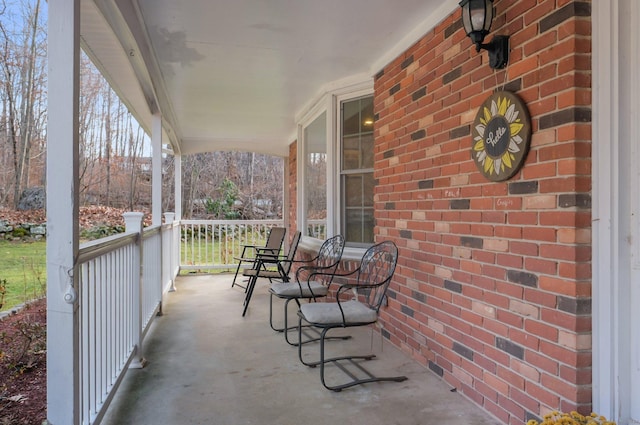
[268,234,345,345]
[296,240,407,391]
[232,226,287,289]
[241,231,302,317]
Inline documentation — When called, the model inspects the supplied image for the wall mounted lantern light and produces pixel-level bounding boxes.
[459,0,509,69]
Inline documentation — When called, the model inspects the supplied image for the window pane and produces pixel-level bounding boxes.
[345,209,363,242]
[345,208,374,244]
[344,174,363,207]
[304,113,326,238]
[363,172,374,207]
[343,100,361,135]
[340,95,374,245]
[343,135,360,170]
[361,96,374,131]
[362,209,374,242]
[361,133,374,169]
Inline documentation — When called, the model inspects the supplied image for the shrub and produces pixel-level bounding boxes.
[11,227,28,238]
[80,225,125,240]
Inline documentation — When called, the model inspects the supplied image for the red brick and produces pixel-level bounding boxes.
[510,328,541,351]
[483,398,510,424]
[523,226,557,242]
[538,275,577,297]
[484,371,511,396]
[524,318,559,342]
[510,387,541,415]
[524,257,557,275]
[525,380,561,407]
[523,288,557,308]
[523,0,556,25]
[523,31,558,57]
[541,372,580,400]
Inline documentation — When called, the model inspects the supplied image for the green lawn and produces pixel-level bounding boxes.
[0,240,46,312]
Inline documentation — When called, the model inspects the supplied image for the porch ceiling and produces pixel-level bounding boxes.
[79,0,457,157]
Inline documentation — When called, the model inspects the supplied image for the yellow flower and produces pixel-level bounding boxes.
[530,411,615,425]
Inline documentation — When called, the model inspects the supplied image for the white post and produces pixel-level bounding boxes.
[123,212,147,369]
[152,114,163,226]
[163,212,175,224]
[163,212,177,292]
[592,2,640,423]
[46,1,80,424]
[175,153,182,220]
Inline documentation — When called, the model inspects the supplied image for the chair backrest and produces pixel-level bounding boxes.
[279,231,302,276]
[295,234,345,285]
[265,227,287,252]
[355,241,398,312]
[316,234,345,269]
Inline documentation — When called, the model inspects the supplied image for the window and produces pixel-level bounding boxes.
[340,95,374,246]
[303,112,327,239]
[298,83,374,249]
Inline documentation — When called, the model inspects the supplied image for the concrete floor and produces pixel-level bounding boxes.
[102,274,498,425]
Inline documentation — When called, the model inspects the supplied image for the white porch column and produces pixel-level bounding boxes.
[175,153,182,220]
[152,114,163,226]
[593,1,640,423]
[46,0,80,424]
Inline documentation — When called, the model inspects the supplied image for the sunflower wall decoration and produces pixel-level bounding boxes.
[471,91,532,182]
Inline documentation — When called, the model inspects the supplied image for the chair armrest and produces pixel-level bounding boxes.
[234,244,263,261]
[255,247,280,256]
[254,252,287,264]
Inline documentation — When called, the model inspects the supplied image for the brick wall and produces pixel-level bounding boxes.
[372,1,591,424]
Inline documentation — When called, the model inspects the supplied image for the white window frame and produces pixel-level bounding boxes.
[336,89,376,248]
[296,78,373,258]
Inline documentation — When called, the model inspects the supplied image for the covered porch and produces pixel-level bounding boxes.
[45,0,640,424]
[101,273,496,425]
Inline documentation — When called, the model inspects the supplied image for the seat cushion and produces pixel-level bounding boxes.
[270,281,327,298]
[299,300,377,325]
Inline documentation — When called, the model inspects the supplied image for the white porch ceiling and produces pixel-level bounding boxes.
[80,0,458,157]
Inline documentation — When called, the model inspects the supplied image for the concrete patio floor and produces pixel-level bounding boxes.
[102,274,498,425]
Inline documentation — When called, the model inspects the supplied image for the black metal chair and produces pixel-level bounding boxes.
[241,231,301,317]
[232,226,286,289]
[296,240,407,391]
[268,234,345,345]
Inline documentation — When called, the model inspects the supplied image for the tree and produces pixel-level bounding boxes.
[0,0,45,208]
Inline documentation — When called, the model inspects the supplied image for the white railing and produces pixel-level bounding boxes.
[306,219,326,239]
[72,216,285,424]
[75,213,179,425]
[180,219,285,271]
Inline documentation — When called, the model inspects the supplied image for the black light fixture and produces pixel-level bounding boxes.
[459,0,509,69]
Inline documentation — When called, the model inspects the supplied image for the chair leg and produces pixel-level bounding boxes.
[242,275,258,317]
[277,298,350,346]
[269,292,291,332]
[231,260,243,287]
[298,317,408,391]
[270,296,307,339]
